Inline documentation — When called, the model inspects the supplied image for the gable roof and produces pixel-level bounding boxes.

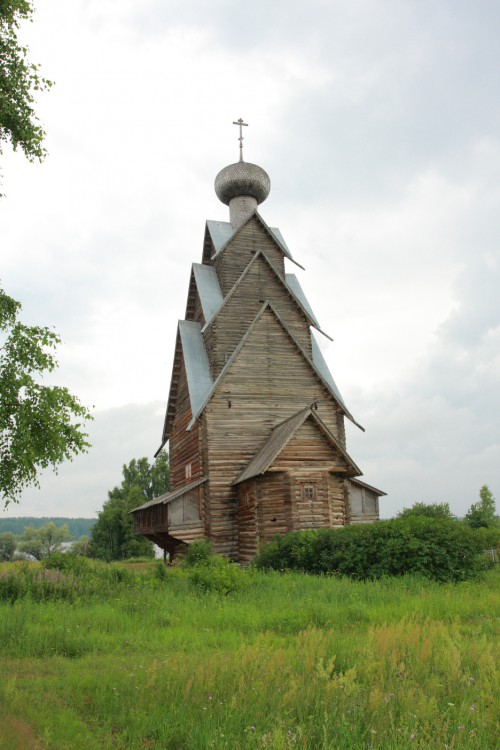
[179,320,213,416]
[205,212,305,270]
[285,274,320,328]
[234,406,361,484]
[311,332,348,412]
[201,248,331,338]
[192,263,223,322]
[187,301,363,432]
[158,321,213,451]
[350,478,387,497]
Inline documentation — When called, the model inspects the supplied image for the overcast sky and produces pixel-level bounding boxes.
[1,0,499,520]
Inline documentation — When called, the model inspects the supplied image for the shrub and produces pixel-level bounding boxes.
[255,518,490,582]
[0,532,17,562]
[153,560,168,580]
[181,539,214,568]
[186,554,254,594]
[45,551,91,575]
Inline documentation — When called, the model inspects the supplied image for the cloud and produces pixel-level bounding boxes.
[2,403,165,518]
[1,0,499,520]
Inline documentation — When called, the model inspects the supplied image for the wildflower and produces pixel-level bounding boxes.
[467,677,475,686]
[458,725,464,730]
[470,704,476,712]
[410,734,415,741]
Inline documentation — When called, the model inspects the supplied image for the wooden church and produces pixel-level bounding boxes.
[131,123,385,561]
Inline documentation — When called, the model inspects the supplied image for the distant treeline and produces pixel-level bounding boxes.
[0,518,96,539]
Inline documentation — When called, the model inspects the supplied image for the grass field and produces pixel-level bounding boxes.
[0,561,498,749]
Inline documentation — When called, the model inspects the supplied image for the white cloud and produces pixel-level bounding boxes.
[1,0,499,518]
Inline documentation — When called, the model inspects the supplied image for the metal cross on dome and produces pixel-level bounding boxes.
[233,118,248,162]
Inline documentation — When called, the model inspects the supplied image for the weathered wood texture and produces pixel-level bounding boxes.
[214,217,285,296]
[204,253,312,377]
[169,358,202,488]
[133,205,381,559]
[204,311,346,556]
[348,483,379,524]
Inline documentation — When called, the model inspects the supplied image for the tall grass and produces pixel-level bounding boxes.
[0,560,498,749]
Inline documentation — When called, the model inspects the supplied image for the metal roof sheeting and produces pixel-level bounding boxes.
[192,263,223,322]
[206,215,299,265]
[178,321,213,417]
[269,227,291,256]
[311,332,347,411]
[206,220,234,254]
[285,274,320,327]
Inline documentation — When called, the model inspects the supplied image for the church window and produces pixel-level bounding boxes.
[185,462,192,479]
[302,485,316,501]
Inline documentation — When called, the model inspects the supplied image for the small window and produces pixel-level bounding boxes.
[240,489,255,508]
[185,462,192,479]
[302,485,316,501]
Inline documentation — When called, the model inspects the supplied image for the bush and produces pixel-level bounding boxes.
[181,539,214,568]
[255,518,490,582]
[187,554,253,594]
[45,551,91,575]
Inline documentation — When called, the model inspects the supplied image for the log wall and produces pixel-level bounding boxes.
[205,310,345,557]
[214,217,285,295]
[169,360,202,488]
[204,254,312,376]
[348,483,379,524]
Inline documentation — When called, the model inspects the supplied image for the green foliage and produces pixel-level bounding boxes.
[0,0,53,167]
[465,485,497,529]
[69,534,93,557]
[0,516,95,537]
[255,518,490,582]
[0,530,16,561]
[153,559,168,580]
[0,288,92,506]
[396,501,456,520]
[181,538,213,567]
[0,563,498,748]
[17,521,71,560]
[186,554,254,595]
[180,539,253,594]
[45,549,90,574]
[0,564,79,603]
[91,452,170,561]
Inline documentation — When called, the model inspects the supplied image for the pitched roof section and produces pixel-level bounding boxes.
[187,301,363,432]
[158,321,213,451]
[205,221,234,254]
[200,249,324,335]
[310,332,349,414]
[205,212,305,270]
[350,478,387,496]
[192,263,223,322]
[234,406,361,484]
[179,320,213,418]
[285,273,320,328]
[130,477,208,512]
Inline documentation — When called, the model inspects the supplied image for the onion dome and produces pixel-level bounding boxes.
[215,161,271,206]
